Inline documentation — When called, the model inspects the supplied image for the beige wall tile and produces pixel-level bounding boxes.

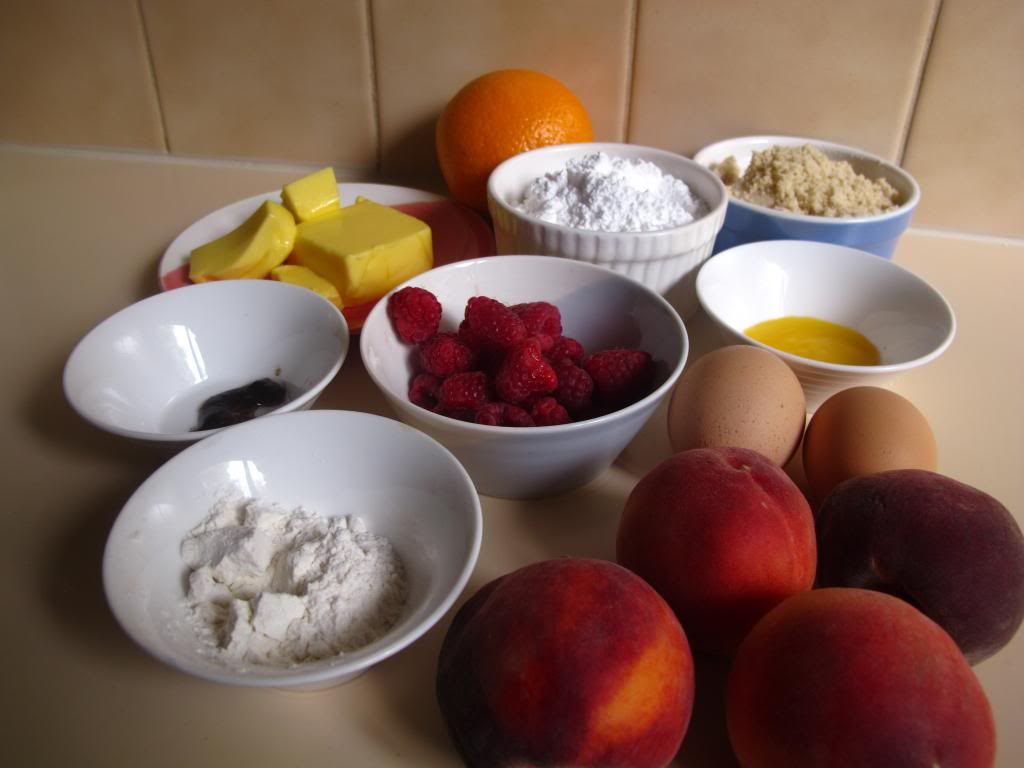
[630,0,937,162]
[902,0,1024,238]
[372,0,633,184]
[0,0,164,150]
[141,0,377,167]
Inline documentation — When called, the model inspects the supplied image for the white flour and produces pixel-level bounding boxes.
[515,151,708,232]
[181,498,408,668]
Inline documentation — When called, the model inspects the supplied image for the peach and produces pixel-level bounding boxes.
[435,558,693,768]
[815,469,1024,663]
[617,447,816,654]
[727,588,995,768]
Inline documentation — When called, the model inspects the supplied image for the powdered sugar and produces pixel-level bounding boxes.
[181,497,408,668]
[515,151,707,232]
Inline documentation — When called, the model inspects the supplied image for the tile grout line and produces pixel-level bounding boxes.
[134,0,171,154]
[0,141,372,175]
[906,226,1024,248]
[897,0,944,165]
[621,0,641,141]
[364,0,384,176]
[3,142,1022,248]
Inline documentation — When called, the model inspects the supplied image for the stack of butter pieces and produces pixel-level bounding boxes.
[188,168,433,309]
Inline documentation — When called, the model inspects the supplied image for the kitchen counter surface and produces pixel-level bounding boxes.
[3,146,1021,767]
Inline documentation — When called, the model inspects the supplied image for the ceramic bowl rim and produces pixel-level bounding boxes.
[695,240,956,375]
[360,255,690,435]
[692,134,921,225]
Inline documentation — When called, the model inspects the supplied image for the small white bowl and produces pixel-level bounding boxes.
[103,409,482,690]
[360,256,689,499]
[696,240,955,409]
[63,280,349,444]
[487,142,727,318]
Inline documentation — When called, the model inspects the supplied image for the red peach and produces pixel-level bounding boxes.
[436,558,694,768]
[815,469,1024,664]
[617,447,816,653]
[727,588,995,768]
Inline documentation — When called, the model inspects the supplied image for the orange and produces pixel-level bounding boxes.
[436,69,594,212]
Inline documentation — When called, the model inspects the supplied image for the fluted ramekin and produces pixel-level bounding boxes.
[487,142,727,319]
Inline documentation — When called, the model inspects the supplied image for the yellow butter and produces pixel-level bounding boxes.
[189,200,296,282]
[270,264,343,309]
[281,167,341,223]
[291,198,432,305]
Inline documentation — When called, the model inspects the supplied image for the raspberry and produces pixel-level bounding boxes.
[388,286,442,344]
[495,338,558,404]
[531,333,556,353]
[418,333,475,377]
[554,359,594,413]
[547,336,585,364]
[438,371,489,411]
[408,373,441,410]
[434,405,476,422]
[531,396,570,426]
[502,404,535,427]
[457,317,484,349]
[463,296,527,351]
[474,402,506,426]
[583,348,655,409]
[474,402,536,427]
[511,302,562,337]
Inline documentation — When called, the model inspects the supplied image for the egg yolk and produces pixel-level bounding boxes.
[743,316,880,366]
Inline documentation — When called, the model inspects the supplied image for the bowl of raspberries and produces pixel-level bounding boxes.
[360,255,689,499]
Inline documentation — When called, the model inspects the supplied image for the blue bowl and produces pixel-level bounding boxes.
[693,136,920,259]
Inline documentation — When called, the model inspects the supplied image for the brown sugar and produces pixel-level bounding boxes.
[713,144,901,217]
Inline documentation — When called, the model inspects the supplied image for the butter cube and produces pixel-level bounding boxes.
[291,198,432,305]
[189,200,296,283]
[270,264,343,308]
[281,167,341,223]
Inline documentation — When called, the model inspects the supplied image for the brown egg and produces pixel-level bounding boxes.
[667,345,806,466]
[802,386,937,505]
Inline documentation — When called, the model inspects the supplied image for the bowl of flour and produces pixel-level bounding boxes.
[102,409,482,690]
[487,142,727,319]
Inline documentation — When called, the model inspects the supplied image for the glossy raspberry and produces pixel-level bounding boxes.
[511,302,562,337]
[583,348,655,409]
[463,296,527,351]
[438,371,489,412]
[531,396,571,426]
[554,359,594,414]
[418,333,475,377]
[387,286,442,344]
[408,373,441,410]
[547,335,585,364]
[495,338,558,404]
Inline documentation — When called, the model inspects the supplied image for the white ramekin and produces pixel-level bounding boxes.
[487,142,727,318]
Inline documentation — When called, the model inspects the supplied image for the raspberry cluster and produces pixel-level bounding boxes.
[387,286,656,428]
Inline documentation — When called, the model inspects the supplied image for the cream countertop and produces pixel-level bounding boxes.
[2,146,1021,767]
